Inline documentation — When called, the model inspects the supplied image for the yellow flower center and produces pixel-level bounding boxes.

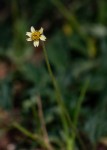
[31,31,41,41]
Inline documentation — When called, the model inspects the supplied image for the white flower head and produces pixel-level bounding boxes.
[26,26,46,47]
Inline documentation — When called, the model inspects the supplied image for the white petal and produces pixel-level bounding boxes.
[26,32,32,37]
[39,27,43,34]
[31,26,35,32]
[40,35,46,41]
[33,41,39,47]
[26,38,32,41]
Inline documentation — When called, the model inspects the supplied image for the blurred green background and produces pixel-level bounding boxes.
[0,0,107,149]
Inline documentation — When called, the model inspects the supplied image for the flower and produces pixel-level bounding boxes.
[26,26,46,47]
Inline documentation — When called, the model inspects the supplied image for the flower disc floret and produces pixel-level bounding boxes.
[31,31,41,41]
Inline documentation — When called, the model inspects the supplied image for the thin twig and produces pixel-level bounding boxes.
[13,122,50,149]
[37,96,54,150]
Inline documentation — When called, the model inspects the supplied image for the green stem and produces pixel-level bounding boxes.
[42,42,86,150]
[42,42,69,137]
[72,78,90,149]
[13,122,50,150]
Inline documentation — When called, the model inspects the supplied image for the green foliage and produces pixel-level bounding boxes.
[0,0,107,149]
